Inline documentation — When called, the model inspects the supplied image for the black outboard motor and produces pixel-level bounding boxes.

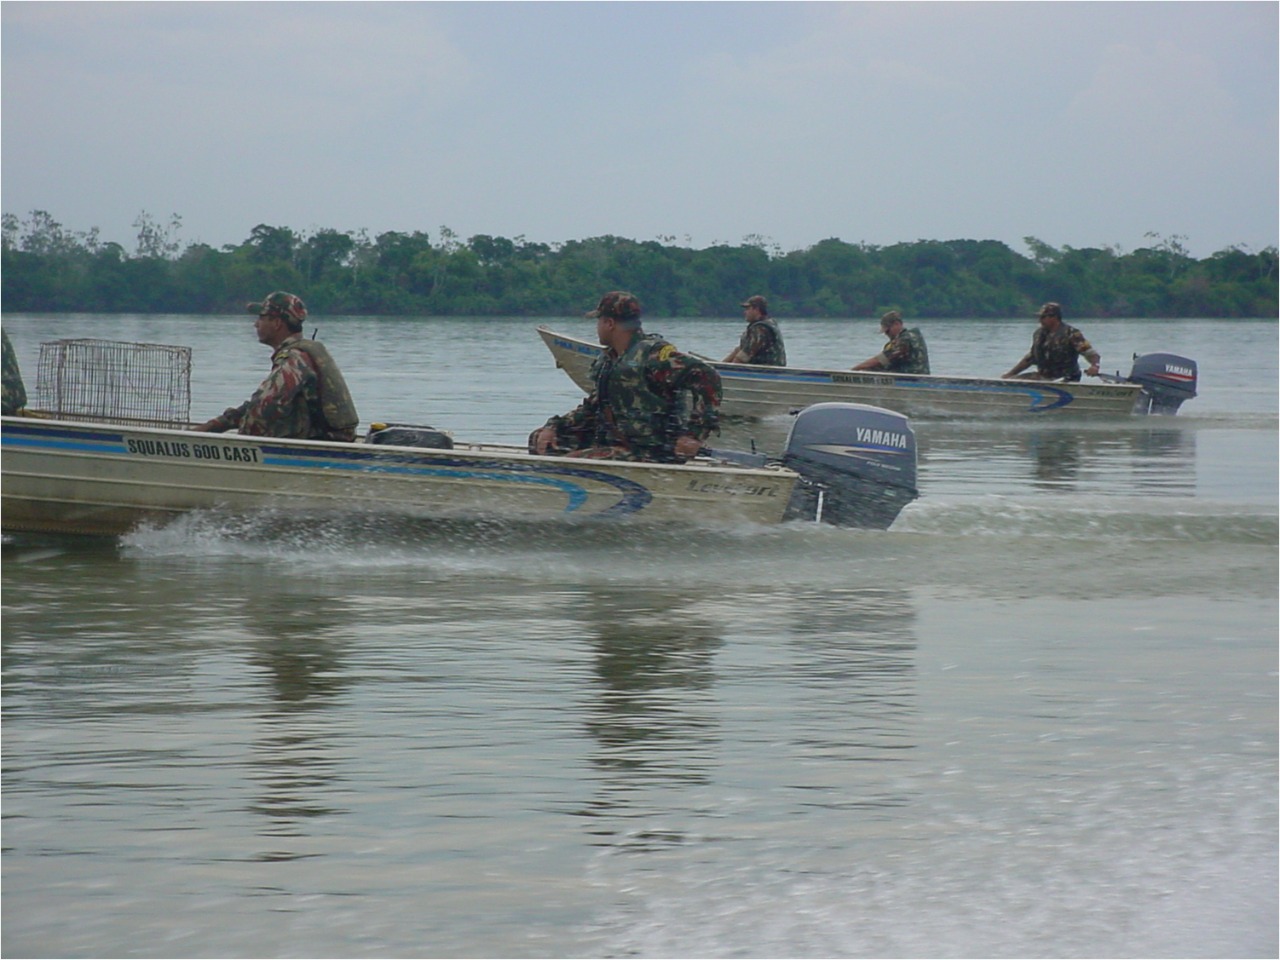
[1124,353,1198,414]
[781,402,918,529]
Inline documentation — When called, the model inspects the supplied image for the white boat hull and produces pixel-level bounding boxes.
[537,325,1146,419]
[1,416,807,536]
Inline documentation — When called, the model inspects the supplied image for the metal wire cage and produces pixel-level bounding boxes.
[34,338,192,428]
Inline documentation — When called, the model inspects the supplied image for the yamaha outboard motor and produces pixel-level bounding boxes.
[781,402,918,529]
[1125,353,1198,415]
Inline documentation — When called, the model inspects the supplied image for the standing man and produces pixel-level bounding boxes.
[1002,302,1100,381]
[193,291,360,441]
[723,295,786,365]
[853,311,931,374]
[530,291,721,462]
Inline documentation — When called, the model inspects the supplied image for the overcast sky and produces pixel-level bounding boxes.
[3,1,1276,260]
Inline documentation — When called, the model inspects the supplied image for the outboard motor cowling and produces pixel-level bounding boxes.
[781,402,918,529]
[1127,353,1198,415]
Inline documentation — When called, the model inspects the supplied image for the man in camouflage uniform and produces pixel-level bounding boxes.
[530,291,722,462]
[1002,302,1100,381]
[853,311,931,374]
[193,291,360,441]
[2,328,28,415]
[723,295,787,366]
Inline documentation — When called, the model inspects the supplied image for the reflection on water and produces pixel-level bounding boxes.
[570,581,921,853]
[1,538,203,713]
[241,591,354,849]
[575,587,723,849]
[916,422,1197,495]
[778,587,918,810]
[581,592,722,774]
[241,590,354,710]
[1023,425,1196,492]
[2,498,1274,957]
[1027,431,1083,487]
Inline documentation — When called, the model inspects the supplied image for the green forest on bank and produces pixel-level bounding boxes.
[3,210,1276,319]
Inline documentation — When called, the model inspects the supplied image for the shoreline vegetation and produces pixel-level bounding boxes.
[3,210,1276,319]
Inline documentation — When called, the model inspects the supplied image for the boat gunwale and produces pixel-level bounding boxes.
[0,413,799,480]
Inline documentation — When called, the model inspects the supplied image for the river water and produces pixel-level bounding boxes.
[2,314,1276,958]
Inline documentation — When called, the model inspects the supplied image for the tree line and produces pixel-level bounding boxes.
[2,210,1275,318]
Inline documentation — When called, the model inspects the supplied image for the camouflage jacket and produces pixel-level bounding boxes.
[879,327,931,374]
[735,318,787,366]
[2,328,27,415]
[1021,323,1095,381]
[210,335,359,441]
[546,332,722,462]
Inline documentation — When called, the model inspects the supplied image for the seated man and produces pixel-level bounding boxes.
[1002,302,1100,381]
[530,291,721,462]
[194,291,359,441]
[723,295,787,366]
[853,311,930,374]
[2,328,28,415]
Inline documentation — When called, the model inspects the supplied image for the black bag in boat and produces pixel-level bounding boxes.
[367,423,454,449]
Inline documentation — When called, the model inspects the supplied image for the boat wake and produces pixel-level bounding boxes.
[117,506,794,568]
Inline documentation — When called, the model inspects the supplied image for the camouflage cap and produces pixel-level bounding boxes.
[248,291,307,327]
[587,291,642,322]
[880,310,902,328]
[1038,302,1062,319]
[740,295,768,313]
